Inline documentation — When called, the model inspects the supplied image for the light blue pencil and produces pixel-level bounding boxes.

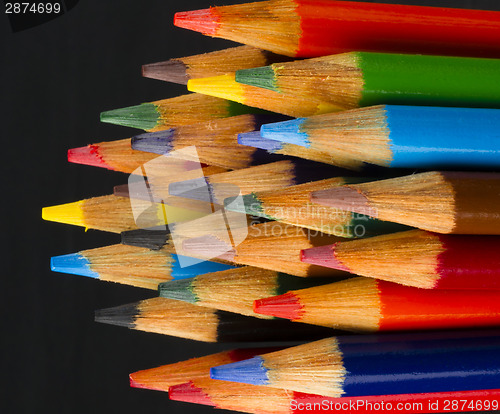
[259,105,500,169]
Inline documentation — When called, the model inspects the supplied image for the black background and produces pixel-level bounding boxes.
[2,1,500,413]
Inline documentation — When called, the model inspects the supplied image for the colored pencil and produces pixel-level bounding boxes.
[133,329,499,393]
[100,93,266,132]
[260,105,500,169]
[301,229,500,290]
[142,45,288,84]
[253,277,500,332]
[223,178,409,238]
[130,347,283,392]
[235,52,500,110]
[181,221,347,277]
[238,131,364,170]
[168,160,348,205]
[128,114,291,170]
[158,266,342,318]
[174,0,500,58]
[41,194,206,233]
[94,297,334,342]
[67,137,228,175]
[50,243,236,290]
[310,171,500,235]
[210,336,500,397]
[186,73,343,117]
[170,378,500,414]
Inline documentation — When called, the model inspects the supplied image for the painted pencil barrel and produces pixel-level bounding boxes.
[359,53,500,108]
[385,106,500,168]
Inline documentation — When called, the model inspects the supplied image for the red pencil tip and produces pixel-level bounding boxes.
[174,9,220,36]
[300,244,351,272]
[253,292,304,321]
[169,382,215,406]
[129,374,148,389]
[67,145,114,170]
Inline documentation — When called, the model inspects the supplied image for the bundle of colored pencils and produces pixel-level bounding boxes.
[43,0,500,413]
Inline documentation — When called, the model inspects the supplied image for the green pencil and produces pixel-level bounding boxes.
[235,52,500,110]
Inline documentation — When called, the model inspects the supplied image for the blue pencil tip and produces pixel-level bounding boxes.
[170,254,237,280]
[210,356,269,385]
[261,118,311,148]
[50,253,100,279]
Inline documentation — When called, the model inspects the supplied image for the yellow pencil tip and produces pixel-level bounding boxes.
[187,74,245,104]
[42,200,86,228]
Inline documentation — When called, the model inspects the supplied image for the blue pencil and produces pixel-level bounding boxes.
[237,131,365,170]
[50,243,237,290]
[211,335,500,397]
[259,105,500,169]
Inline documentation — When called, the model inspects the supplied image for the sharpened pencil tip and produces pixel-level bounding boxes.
[311,187,376,217]
[94,303,138,328]
[142,60,189,85]
[158,279,198,303]
[187,74,246,104]
[42,201,86,228]
[67,145,114,170]
[168,178,212,202]
[260,118,310,147]
[169,382,215,406]
[253,292,304,321]
[100,103,159,131]
[129,374,146,390]
[174,9,219,36]
[235,66,278,92]
[50,253,99,279]
[121,229,170,250]
[300,244,351,272]
[210,356,269,385]
[238,131,284,151]
[131,130,176,155]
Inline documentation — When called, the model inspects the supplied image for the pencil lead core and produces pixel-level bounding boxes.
[67,145,114,170]
[120,229,170,250]
[131,130,175,154]
[236,66,278,91]
[253,292,304,321]
[158,280,198,304]
[169,381,215,406]
[300,244,351,272]
[100,103,159,131]
[174,9,220,36]
[50,253,99,279]
[210,356,269,386]
[142,60,189,85]
[42,200,86,228]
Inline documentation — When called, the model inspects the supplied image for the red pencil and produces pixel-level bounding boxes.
[170,378,500,414]
[174,0,500,58]
[254,277,500,332]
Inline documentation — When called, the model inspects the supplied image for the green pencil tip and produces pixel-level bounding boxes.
[224,193,268,218]
[158,280,198,304]
[235,66,278,92]
[100,103,159,131]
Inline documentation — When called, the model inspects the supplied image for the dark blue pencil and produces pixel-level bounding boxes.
[211,335,500,397]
